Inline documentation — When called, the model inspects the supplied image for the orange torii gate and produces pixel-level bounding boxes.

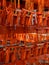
[0,0,20,9]
[1,0,6,8]
[25,0,34,10]
[13,0,20,9]
[6,5,13,26]
[2,0,6,8]
[30,0,34,11]
[38,0,44,26]
[14,0,16,9]
[18,0,20,9]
